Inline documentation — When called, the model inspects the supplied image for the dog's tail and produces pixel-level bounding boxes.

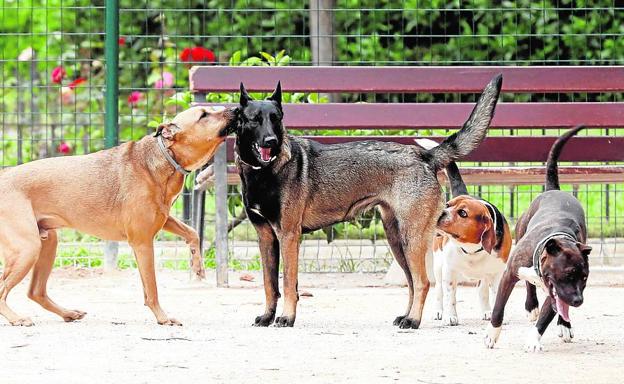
[415,139,468,197]
[545,125,585,191]
[424,74,502,171]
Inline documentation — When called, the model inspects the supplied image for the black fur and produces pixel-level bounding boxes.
[545,125,585,191]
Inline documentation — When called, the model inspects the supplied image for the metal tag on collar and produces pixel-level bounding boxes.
[157,135,191,176]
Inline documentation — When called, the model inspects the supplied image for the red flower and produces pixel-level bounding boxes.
[68,77,87,89]
[51,66,65,84]
[58,141,72,155]
[127,91,143,107]
[118,36,126,46]
[180,48,192,62]
[180,46,215,63]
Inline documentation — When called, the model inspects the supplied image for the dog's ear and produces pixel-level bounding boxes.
[545,238,562,256]
[154,122,180,140]
[240,82,252,107]
[480,220,496,254]
[268,81,282,109]
[577,242,592,259]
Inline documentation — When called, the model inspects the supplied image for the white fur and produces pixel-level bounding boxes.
[524,327,543,353]
[433,235,505,326]
[517,266,548,293]
[559,325,574,343]
[526,308,540,322]
[484,324,501,349]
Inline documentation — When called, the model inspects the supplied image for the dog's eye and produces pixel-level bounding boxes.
[458,209,467,218]
[445,203,450,208]
[199,110,209,119]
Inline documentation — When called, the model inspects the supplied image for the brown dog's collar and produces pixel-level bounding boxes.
[157,136,191,176]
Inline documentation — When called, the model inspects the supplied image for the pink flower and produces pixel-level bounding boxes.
[51,66,65,84]
[154,71,174,89]
[58,141,72,155]
[127,91,143,107]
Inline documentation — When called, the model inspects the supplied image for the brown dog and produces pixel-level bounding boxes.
[0,106,235,326]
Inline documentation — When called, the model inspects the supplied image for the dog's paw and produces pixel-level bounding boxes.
[481,311,492,321]
[443,315,459,326]
[62,310,87,322]
[524,327,543,353]
[274,315,295,328]
[526,308,539,322]
[558,325,574,343]
[484,324,501,349]
[433,311,443,321]
[393,315,406,326]
[10,317,34,327]
[158,317,183,326]
[253,313,275,327]
[398,317,421,329]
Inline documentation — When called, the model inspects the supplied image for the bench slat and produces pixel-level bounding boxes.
[199,102,623,129]
[223,136,624,163]
[223,165,624,186]
[190,66,624,93]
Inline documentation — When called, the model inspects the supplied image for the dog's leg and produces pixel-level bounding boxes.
[484,269,519,348]
[432,252,443,321]
[557,316,574,343]
[380,208,414,326]
[27,229,86,322]
[442,267,459,326]
[478,278,491,321]
[251,220,280,327]
[0,217,40,326]
[525,282,539,322]
[275,231,301,327]
[162,216,205,280]
[129,239,181,326]
[398,217,435,330]
[525,296,557,352]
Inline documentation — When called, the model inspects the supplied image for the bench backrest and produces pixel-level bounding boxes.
[190,66,624,184]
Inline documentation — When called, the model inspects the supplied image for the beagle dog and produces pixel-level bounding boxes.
[416,140,512,326]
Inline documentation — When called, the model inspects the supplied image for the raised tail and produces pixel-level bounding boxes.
[415,138,468,197]
[545,125,585,191]
[425,74,502,170]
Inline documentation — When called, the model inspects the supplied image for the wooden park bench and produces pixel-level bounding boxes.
[189,66,624,285]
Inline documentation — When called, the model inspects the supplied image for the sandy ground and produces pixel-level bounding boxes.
[1,269,623,384]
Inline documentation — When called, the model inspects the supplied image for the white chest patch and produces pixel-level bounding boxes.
[437,240,505,280]
[518,267,548,293]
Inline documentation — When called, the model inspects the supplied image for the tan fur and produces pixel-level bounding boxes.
[437,195,511,260]
[0,106,233,326]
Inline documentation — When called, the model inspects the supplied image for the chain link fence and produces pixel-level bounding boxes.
[1,1,623,272]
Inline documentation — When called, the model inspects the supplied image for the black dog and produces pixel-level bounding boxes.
[484,125,591,351]
[234,77,502,328]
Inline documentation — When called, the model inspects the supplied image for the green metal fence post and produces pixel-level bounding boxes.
[105,0,119,149]
[104,0,119,270]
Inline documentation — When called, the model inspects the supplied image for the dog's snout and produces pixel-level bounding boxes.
[263,136,278,147]
[571,295,583,307]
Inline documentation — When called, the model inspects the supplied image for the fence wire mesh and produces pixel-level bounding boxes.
[1,1,623,272]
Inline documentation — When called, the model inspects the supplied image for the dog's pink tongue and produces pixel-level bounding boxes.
[555,296,570,322]
[259,147,272,161]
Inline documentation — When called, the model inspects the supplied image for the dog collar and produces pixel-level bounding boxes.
[235,153,262,170]
[460,246,484,255]
[533,232,577,277]
[157,135,191,176]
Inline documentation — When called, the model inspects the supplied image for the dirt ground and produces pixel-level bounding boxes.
[1,269,622,384]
